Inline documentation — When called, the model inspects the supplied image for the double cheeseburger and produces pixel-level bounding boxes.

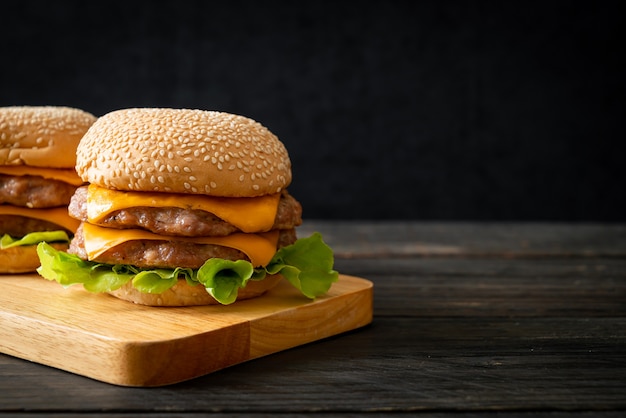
[0,106,96,273]
[37,108,337,306]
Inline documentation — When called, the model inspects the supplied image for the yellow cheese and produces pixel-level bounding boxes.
[87,185,281,233]
[0,205,81,232]
[81,223,279,267]
[0,165,84,186]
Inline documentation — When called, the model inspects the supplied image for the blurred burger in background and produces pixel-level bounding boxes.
[0,106,96,273]
[37,108,337,305]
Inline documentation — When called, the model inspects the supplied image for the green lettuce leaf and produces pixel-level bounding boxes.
[36,232,338,305]
[197,259,255,305]
[132,268,193,294]
[36,242,133,291]
[264,232,338,298]
[1,231,70,249]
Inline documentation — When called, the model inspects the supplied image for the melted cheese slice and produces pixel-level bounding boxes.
[87,185,281,233]
[0,205,81,232]
[81,223,279,267]
[0,166,84,186]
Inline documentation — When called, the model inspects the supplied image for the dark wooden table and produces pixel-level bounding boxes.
[1,221,625,417]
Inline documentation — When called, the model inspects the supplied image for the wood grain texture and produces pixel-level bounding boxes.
[0,222,624,416]
[1,316,623,413]
[0,274,372,387]
[335,258,626,317]
[299,221,626,258]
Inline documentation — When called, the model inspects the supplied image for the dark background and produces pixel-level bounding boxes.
[1,1,624,221]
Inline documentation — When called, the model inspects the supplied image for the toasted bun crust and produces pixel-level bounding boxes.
[107,274,283,306]
[0,242,69,274]
[76,108,292,197]
[0,106,97,168]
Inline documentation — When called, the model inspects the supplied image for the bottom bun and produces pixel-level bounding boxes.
[0,242,69,274]
[107,274,284,306]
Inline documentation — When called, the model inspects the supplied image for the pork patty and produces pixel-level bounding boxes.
[0,174,78,208]
[68,187,302,237]
[69,224,297,269]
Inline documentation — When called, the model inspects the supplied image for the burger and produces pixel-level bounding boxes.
[0,106,96,273]
[37,108,337,306]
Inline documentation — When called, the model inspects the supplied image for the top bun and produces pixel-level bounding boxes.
[0,106,97,168]
[76,108,292,197]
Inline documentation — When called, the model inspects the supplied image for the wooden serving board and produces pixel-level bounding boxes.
[0,274,372,387]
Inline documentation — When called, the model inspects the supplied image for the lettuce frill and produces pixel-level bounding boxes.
[36,232,338,305]
[1,231,70,249]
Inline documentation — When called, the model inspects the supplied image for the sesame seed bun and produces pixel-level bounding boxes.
[76,108,292,197]
[107,273,284,306]
[0,242,69,274]
[0,106,97,168]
